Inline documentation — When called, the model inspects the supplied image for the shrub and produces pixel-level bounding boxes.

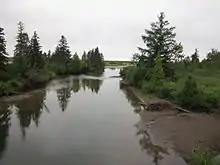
[177,76,220,111]
[177,76,204,111]
[200,86,220,110]
[47,71,56,80]
[7,79,23,91]
[159,81,177,100]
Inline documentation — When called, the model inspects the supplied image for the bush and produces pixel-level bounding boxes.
[177,76,204,111]
[7,79,23,91]
[159,81,177,100]
[46,71,56,80]
[128,67,146,88]
[200,86,220,110]
[177,76,220,111]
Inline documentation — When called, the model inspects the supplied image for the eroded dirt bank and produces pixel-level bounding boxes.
[121,85,220,162]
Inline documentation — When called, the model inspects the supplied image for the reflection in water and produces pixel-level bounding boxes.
[135,123,169,165]
[81,79,102,93]
[56,78,103,112]
[57,87,72,112]
[120,85,140,108]
[16,90,46,139]
[72,79,80,93]
[121,86,169,165]
[0,104,11,159]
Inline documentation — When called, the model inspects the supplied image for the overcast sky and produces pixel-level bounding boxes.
[0,0,220,60]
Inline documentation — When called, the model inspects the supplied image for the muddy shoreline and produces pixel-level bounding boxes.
[121,83,220,162]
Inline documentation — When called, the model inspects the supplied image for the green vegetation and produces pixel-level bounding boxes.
[0,22,104,97]
[105,60,132,66]
[120,12,220,112]
[190,146,220,165]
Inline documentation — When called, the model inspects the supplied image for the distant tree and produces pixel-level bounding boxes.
[203,49,220,69]
[52,35,71,74]
[138,12,183,78]
[0,27,8,80]
[82,51,87,61]
[29,31,44,69]
[71,52,80,74]
[183,56,191,68]
[87,47,104,73]
[191,49,199,63]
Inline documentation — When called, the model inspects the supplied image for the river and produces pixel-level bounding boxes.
[2,68,218,165]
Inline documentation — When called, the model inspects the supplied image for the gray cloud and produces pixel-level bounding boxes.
[1,0,220,60]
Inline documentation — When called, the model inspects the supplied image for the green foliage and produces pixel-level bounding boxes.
[70,53,81,74]
[29,31,44,69]
[177,76,203,110]
[138,12,183,78]
[51,35,71,73]
[159,81,177,100]
[190,146,214,165]
[191,49,200,63]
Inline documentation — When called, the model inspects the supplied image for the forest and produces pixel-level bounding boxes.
[0,22,105,97]
[120,12,220,112]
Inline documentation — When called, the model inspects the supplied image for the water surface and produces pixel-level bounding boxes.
[0,69,187,165]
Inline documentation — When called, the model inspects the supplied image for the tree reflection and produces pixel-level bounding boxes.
[56,78,103,112]
[81,79,103,93]
[0,104,11,159]
[121,84,169,164]
[16,90,46,139]
[72,79,80,93]
[57,87,72,112]
[120,85,140,108]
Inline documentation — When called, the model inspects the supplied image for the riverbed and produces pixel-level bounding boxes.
[0,69,219,165]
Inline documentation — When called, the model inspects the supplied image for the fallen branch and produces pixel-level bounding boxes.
[175,106,190,113]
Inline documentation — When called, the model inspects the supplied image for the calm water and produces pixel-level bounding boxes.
[0,69,186,165]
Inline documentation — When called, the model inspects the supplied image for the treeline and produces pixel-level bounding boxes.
[120,12,220,112]
[0,22,104,97]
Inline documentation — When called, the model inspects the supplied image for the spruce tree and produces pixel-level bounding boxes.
[52,35,71,74]
[0,27,8,80]
[14,22,29,57]
[29,31,44,69]
[54,35,71,64]
[138,12,183,78]
[14,22,30,74]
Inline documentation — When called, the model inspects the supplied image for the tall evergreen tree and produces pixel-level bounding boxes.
[14,22,30,75]
[138,12,183,78]
[82,51,87,61]
[54,35,71,63]
[29,31,44,69]
[14,22,29,57]
[52,35,71,74]
[0,27,8,80]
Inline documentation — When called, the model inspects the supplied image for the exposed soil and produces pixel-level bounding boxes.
[121,84,220,161]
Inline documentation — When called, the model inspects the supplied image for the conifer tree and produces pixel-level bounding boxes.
[0,27,8,80]
[138,12,183,78]
[29,31,44,69]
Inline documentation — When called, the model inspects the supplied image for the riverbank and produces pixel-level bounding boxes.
[120,82,220,162]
